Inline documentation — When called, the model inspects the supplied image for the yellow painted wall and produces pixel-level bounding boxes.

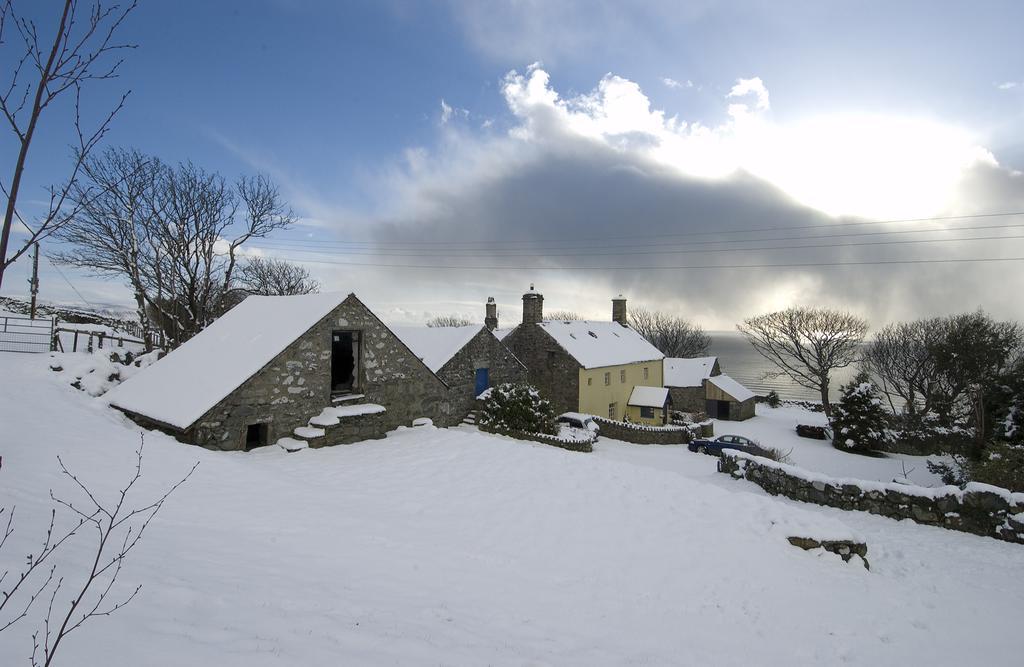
[577,360,663,421]
[625,403,667,426]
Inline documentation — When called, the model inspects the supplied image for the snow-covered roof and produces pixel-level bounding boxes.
[538,320,663,369]
[664,356,718,387]
[389,325,483,373]
[708,374,756,402]
[107,292,349,429]
[492,326,516,341]
[628,386,670,408]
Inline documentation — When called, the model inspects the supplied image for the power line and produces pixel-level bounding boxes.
[45,256,94,306]
[248,228,1024,260]
[256,254,1024,272]
[264,210,1024,249]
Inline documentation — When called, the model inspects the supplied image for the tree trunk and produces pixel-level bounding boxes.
[820,379,831,417]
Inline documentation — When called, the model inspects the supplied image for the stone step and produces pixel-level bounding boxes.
[294,425,326,439]
[276,437,309,453]
[332,393,365,404]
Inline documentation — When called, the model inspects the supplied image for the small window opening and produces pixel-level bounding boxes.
[640,406,655,419]
[620,369,626,383]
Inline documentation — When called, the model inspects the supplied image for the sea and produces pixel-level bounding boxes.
[706,331,861,404]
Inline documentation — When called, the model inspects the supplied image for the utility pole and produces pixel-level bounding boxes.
[29,242,40,319]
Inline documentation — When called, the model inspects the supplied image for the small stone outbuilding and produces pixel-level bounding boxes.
[663,356,721,413]
[390,323,528,421]
[705,374,756,421]
[107,292,453,451]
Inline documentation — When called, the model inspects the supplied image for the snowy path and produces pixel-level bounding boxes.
[1,353,1022,665]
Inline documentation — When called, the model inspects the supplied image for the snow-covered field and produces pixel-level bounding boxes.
[2,352,1022,665]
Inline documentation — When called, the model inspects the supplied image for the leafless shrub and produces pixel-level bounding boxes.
[0,437,197,666]
[629,307,711,358]
[426,315,472,327]
[236,256,319,296]
[546,310,582,321]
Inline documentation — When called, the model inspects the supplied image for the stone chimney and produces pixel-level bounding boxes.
[485,296,498,331]
[522,284,544,324]
[612,294,627,325]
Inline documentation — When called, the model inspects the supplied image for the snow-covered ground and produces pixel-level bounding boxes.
[1,352,1022,665]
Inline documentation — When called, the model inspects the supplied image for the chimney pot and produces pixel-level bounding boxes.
[485,296,498,331]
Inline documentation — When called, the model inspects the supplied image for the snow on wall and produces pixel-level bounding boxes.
[719,450,1024,544]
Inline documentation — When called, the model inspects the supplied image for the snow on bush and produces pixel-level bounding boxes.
[829,372,891,454]
[477,383,557,435]
[49,350,162,397]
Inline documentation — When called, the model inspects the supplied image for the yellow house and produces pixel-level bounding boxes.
[501,290,667,423]
[579,361,665,423]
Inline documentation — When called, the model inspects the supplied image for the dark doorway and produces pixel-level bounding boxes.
[716,400,731,420]
[332,330,360,392]
[245,423,268,451]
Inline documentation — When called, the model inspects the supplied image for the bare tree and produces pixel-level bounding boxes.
[738,306,867,416]
[54,149,295,346]
[861,319,943,415]
[236,256,319,296]
[51,147,163,349]
[629,307,712,358]
[426,314,473,327]
[546,310,582,321]
[0,438,196,666]
[0,0,138,290]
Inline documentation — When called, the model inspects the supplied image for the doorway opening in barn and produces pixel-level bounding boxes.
[244,423,268,451]
[332,330,360,393]
[715,400,730,420]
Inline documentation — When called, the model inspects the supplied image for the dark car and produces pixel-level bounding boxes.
[688,434,762,456]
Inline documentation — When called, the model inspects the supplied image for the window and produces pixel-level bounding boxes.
[643,367,649,380]
[620,369,626,383]
[604,372,610,386]
[640,406,654,419]
[587,377,592,386]
[608,402,617,419]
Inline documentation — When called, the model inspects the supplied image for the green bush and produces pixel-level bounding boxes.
[477,383,558,435]
[830,373,891,454]
[765,390,781,408]
[967,443,1024,492]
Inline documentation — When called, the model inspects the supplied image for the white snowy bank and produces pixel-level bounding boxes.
[1,353,1023,665]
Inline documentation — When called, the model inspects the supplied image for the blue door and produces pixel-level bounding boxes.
[475,367,490,396]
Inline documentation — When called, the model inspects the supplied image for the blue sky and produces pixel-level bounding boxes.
[3,0,1024,327]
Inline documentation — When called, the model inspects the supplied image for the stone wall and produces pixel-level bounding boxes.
[437,328,528,422]
[718,451,1024,545]
[478,422,593,453]
[591,416,692,445]
[502,323,581,415]
[188,294,450,450]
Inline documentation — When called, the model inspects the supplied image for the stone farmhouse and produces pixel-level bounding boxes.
[499,287,668,425]
[663,356,755,421]
[107,292,518,451]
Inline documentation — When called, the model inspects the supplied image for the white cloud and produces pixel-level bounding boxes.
[497,67,996,219]
[727,76,770,112]
[440,98,469,125]
[661,77,693,89]
[997,81,1019,90]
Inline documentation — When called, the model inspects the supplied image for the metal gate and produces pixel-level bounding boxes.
[0,315,55,353]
